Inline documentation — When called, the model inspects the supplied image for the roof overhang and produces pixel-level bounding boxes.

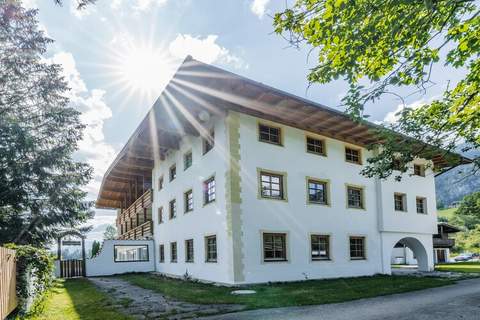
[96,56,472,209]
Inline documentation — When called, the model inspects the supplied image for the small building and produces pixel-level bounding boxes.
[391,222,461,265]
[96,57,469,284]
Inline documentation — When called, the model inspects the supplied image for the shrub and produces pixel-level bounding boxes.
[4,244,54,316]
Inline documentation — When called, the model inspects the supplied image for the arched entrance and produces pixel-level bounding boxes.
[391,237,429,272]
[57,229,86,278]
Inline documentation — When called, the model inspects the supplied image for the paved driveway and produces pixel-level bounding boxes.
[203,278,480,320]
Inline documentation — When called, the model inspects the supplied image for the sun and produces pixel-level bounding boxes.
[118,46,175,95]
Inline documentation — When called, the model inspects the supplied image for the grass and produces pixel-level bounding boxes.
[27,279,132,320]
[120,273,455,310]
[437,208,457,220]
[435,261,480,273]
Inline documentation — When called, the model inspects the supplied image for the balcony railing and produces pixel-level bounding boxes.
[116,189,153,239]
[118,221,153,240]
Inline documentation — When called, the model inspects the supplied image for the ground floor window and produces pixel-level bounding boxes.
[170,242,177,263]
[263,233,287,262]
[159,244,164,263]
[205,235,217,262]
[311,235,330,260]
[349,236,366,260]
[185,239,194,263]
[114,245,149,262]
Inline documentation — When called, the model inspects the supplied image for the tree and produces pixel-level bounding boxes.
[454,225,480,254]
[90,240,100,257]
[274,0,479,179]
[452,191,480,230]
[103,225,117,240]
[0,2,93,246]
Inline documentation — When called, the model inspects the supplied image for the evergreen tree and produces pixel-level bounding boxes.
[0,2,93,246]
[90,240,100,257]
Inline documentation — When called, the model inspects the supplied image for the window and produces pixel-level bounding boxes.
[416,197,427,214]
[350,236,366,260]
[263,233,287,262]
[394,193,407,211]
[306,136,326,156]
[260,171,284,200]
[114,245,149,262]
[307,179,328,205]
[259,123,282,145]
[170,242,177,262]
[414,164,425,177]
[184,190,193,213]
[203,128,215,154]
[205,235,217,262]
[345,147,361,164]
[393,159,402,171]
[203,177,216,204]
[347,186,364,209]
[158,176,164,190]
[184,151,192,170]
[159,245,165,263]
[169,165,176,181]
[185,239,194,263]
[311,235,330,260]
[169,199,176,219]
[157,207,164,224]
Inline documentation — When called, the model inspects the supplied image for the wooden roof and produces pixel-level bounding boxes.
[96,56,471,209]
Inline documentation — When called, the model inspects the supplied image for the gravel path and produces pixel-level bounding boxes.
[89,277,244,320]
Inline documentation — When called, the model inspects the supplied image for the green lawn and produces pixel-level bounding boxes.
[27,279,132,320]
[120,273,455,310]
[437,208,457,220]
[435,261,480,273]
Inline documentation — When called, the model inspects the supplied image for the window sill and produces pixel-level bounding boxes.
[307,201,329,206]
[263,259,288,263]
[205,260,217,263]
[203,200,216,207]
[306,151,327,157]
[350,257,366,261]
[347,207,366,211]
[259,196,288,202]
[311,258,331,262]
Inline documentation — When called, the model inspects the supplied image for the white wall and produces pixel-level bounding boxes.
[151,115,232,283]
[86,240,154,277]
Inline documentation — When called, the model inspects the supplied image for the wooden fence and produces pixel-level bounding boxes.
[0,247,17,320]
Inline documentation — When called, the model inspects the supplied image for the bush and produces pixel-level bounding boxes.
[4,244,54,316]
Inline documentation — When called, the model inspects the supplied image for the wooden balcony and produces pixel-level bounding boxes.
[433,238,455,248]
[116,189,153,240]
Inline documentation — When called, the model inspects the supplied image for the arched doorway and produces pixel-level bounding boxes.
[57,229,86,278]
[390,237,429,272]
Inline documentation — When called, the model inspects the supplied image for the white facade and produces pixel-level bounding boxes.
[149,111,437,284]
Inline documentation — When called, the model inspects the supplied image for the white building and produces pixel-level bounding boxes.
[96,57,468,284]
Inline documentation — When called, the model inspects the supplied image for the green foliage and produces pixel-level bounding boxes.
[455,226,480,254]
[453,191,480,230]
[0,2,93,246]
[103,225,117,240]
[274,0,479,178]
[4,244,55,316]
[90,240,100,258]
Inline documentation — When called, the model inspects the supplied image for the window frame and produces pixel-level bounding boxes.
[205,235,217,263]
[159,244,165,263]
[258,122,283,146]
[346,184,365,209]
[184,189,194,213]
[169,199,177,219]
[203,176,216,205]
[306,178,329,205]
[158,176,164,190]
[310,234,331,261]
[305,135,326,156]
[394,193,407,212]
[349,236,366,260]
[169,164,177,182]
[262,232,288,262]
[185,239,194,263]
[184,150,193,171]
[416,197,427,214]
[170,242,177,263]
[157,206,164,224]
[202,128,215,155]
[345,146,362,165]
[258,169,287,201]
[413,164,425,177]
[113,245,149,263]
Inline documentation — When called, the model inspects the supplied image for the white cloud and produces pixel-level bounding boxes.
[69,0,97,19]
[383,99,429,124]
[47,52,116,198]
[22,0,38,9]
[251,0,270,18]
[169,34,248,69]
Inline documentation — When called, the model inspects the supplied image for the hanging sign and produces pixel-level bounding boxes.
[62,240,81,246]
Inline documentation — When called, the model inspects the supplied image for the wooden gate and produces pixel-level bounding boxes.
[60,259,85,278]
[0,247,17,319]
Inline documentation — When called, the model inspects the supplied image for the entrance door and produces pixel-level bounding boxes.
[436,249,446,263]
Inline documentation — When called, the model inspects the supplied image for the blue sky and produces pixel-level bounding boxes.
[24,0,465,242]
